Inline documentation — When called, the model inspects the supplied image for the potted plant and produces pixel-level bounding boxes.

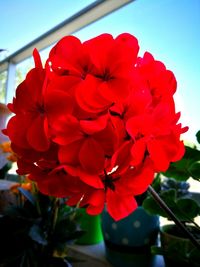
[142,131,200,266]
[101,192,160,267]
[2,32,198,266]
[0,179,85,267]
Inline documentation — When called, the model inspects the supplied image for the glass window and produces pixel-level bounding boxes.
[0,71,7,103]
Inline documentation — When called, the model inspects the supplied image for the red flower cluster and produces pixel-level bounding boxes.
[4,33,187,220]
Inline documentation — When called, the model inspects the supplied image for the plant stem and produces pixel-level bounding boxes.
[51,198,59,235]
[148,185,200,250]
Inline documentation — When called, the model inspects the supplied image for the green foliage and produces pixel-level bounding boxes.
[0,162,12,179]
[143,180,200,221]
[144,131,200,263]
[163,131,200,181]
[0,189,84,267]
[143,131,200,221]
[196,130,200,145]
[151,225,200,266]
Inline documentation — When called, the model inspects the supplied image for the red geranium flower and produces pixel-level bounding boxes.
[126,103,187,171]
[5,49,50,152]
[3,33,188,221]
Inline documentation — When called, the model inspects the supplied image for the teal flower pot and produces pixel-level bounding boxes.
[101,206,160,267]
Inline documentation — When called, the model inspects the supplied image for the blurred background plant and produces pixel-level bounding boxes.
[0,179,85,267]
[0,141,17,180]
[143,130,200,222]
[142,130,200,266]
[0,102,13,179]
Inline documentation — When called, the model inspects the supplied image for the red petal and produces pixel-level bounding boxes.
[84,34,114,71]
[123,159,155,195]
[49,35,83,74]
[114,33,139,65]
[110,141,132,174]
[80,114,108,135]
[17,159,38,175]
[27,115,50,151]
[131,139,146,166]
[147,139,169,171]
[98,78,131,102]
[45,90,74,123]
[107,190,137,221]
[45,75,80,96]
[79,138,105,174]
[52,115,83,145]
[25,68,46,103]
[76,75,111,113]
[59,140,83,165]
[78,171,104,189]
[6,115,31,148]
[86,190,105,215]
[126,114,151,138]
[33,48,43,69]
[64,165,104,189]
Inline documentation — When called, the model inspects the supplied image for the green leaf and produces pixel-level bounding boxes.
[142,196,167,217]
[196,130,200,144]
[163,159,190,181]
[176,198,200,220]
[29,224,48,246]
[188,247,200,264]
[151,174,162,191]
[163,145,200,181]
[188,161,200,180]
[160,189,176,204]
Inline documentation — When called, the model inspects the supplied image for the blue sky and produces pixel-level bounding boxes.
[1,0,200,143]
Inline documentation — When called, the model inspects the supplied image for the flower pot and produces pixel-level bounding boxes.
[75,208,103,245]
[101,206,160,267]
[158,224,200,267]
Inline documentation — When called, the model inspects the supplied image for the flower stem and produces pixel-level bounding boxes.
[51,198,59,234]
[148,185,200,250]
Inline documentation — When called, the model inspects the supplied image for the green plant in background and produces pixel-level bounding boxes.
[143,130,200,220]
[142,130,200,266]
[163,130,200,182]
[143,175,200,223]
[0,185,85,267]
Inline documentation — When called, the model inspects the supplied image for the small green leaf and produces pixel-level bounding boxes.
[160,189,176,205]
[196,130,200,144]
[163,145,200,181]
[176,198,200,220]
[188,247,200,263]
[142,196,167,217]
[188,161,200,180]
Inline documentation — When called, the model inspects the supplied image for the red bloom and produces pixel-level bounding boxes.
[6,49,50,152]
[47,33,139,113]
[56,114,118,187]
[4,33,188,221]
[126,103,186,171]
[76,33,139,112]
[136,52,177,106]
[66,142,154,221]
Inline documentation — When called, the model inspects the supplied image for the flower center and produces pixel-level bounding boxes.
[103,170,120,191]
[96,68,114,81]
